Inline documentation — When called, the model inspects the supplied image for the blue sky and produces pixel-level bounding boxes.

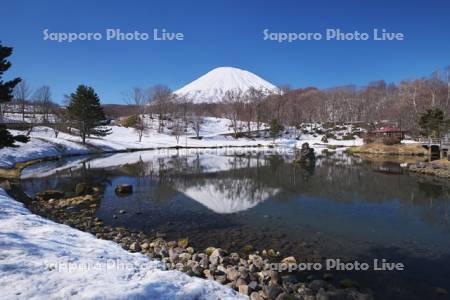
[1,0,450,103]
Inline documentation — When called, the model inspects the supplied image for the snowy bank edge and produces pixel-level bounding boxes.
[0,188,246,300]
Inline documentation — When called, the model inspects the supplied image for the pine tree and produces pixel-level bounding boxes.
[419,108,449,138]
[0,42,22,149]
[66,85,111,144]
[269,119,284,141]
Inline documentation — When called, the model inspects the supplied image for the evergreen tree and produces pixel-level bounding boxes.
[269,119,284,141]
[418,108,450,138]
[66,85,111,144]
[0,42,22,149]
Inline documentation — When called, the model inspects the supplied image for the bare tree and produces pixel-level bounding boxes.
[13,80,32,121]
[149,85,173,133]
[33,85,53,122]
[190,112,204,139]
[223,90,245,138]
[124,87,150,142]
[172,118,183,144]
[51,106,66,138]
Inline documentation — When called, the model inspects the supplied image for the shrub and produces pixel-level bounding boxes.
[269,119,284,140]
[13,134,30,143]
[363,136,375,144]
[315,128,324,135]
[0,126,15,148]
[382,136,401,145]
[342,133,356,140]
[122,115,138,128]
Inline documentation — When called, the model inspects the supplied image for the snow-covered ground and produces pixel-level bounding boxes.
[0,188,246,300]
[0,118,364,169]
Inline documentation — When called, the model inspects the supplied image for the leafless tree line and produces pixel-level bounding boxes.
[214,67,450,136]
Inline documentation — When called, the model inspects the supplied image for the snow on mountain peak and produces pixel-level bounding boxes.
[175,66,278,103]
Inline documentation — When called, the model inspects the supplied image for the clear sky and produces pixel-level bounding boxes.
[1,0,450,103]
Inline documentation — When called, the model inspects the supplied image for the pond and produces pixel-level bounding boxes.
[19,149,450,300]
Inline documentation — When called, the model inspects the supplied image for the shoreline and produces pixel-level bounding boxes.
[0,144,271,179]
[8,185,373,299]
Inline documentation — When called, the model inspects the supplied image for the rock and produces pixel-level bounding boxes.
[217,265,227,273]
[203,269,214,280]
[226,266,239,281]
[263,283,283,300]
[75,183,92,196]
[316,288,328,300]
[2,182,33,205]
[140,242,149,250]
[205,247,216,256]
[281,256,297,264]
[243,244,254,252]
[230,252,240,262]
[267,249,277,257]
[54,195,96,208]
[248,281,259,291]
[178,238,189,248]
[199,256,209,268]
[129,242,141,252]
[250,291,263,300]
[238,284,250,295]
[296,142,316,162]
[236,278,248,287]
[269,270,279,284]
[169,248,179,263]
[275,293,287,300]
[119,209,126,214]
[178,253,192,262]
[239,268,249,280]
[209,248,227,265]
[214,274,227,284]
[115,184,133,195]
[35,190,64,201]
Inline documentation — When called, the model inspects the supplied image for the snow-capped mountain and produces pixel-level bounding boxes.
[175,67,278,103]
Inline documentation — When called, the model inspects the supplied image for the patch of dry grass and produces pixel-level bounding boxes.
[348,143,428,156]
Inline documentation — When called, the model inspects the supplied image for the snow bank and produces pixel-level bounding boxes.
[0,188,246,300]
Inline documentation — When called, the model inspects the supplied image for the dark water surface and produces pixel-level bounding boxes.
[19,149,450,300]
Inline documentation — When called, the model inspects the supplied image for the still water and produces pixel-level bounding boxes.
[20,149,450,300]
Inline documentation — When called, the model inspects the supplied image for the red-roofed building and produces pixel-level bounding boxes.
[368,126,406,140]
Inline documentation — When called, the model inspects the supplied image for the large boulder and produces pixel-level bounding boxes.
[115,184,133,195]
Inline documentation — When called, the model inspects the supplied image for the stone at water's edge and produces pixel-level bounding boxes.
[294,143,316,165]
[35,190,65,201]
[115,184,133,195]
[1,180,33,205]
[75,182,93,196]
